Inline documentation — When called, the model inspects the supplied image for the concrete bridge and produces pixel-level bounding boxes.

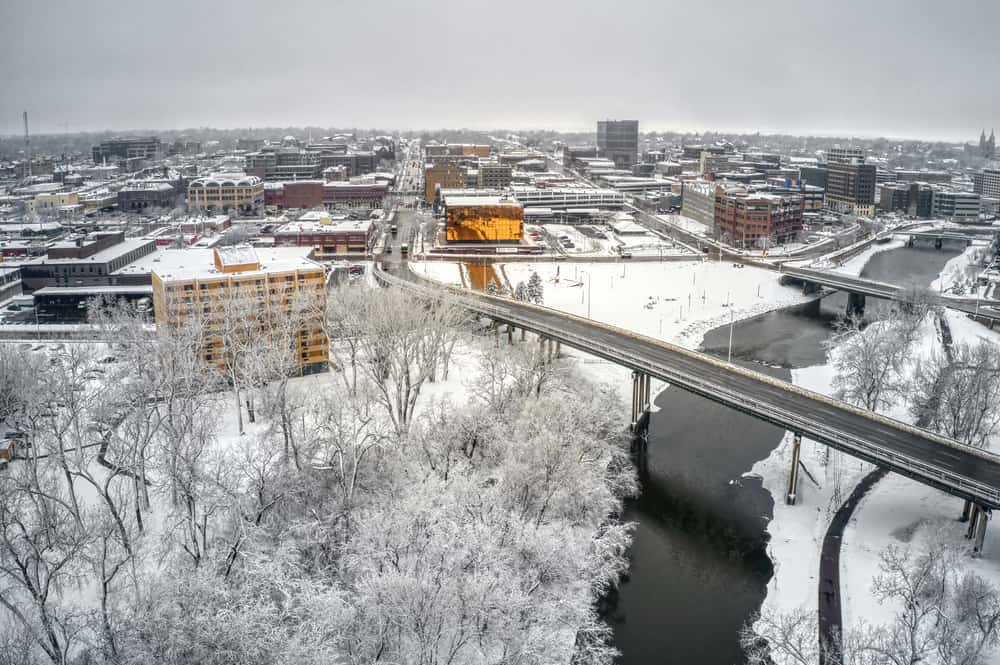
[377,263,1000,552]
[778,265,1000,322]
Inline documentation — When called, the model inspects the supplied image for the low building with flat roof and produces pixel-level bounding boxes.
[19,232,157,292]
[272,212,375,257]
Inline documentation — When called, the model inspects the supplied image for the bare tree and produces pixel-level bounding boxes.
[830,315,908,413]
[910,341,1000,449]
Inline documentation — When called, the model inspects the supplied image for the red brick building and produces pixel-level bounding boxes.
[263,181,324,210]
[714,189,803,248]
[271,212,375,257]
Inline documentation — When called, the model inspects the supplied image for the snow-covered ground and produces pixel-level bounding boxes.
[754,246,1000,634]
[419,259,813,350]
[421,247,1000,642]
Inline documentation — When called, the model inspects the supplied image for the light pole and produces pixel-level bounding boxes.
[727,309,735,363]
[580,270,592,319]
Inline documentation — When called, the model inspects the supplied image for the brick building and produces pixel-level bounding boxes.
[714,189,803,247]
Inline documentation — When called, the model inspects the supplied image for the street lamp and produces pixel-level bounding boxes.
[727,309,736,363]
[580,270,592,319]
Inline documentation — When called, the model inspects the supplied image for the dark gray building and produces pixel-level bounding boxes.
[597,120,639,169]
[92,137,162,163]
[798,165,828,190]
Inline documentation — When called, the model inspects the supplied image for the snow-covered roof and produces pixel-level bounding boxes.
[151,246,319,282]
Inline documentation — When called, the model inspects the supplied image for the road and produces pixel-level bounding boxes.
[780,265,1000,323]
[378,263,1000,509]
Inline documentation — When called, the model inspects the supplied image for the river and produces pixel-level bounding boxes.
[608,243,964,664]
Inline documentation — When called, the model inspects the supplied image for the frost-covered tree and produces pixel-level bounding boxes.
[743,542,1000,665]
[910,340,1000,449]
[514,280,529,302]
[527,271,545,304]
[830,315,908,413]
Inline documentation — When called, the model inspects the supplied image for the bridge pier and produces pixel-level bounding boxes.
[935,237,943,250]
[507,324,513,344]
[802,281,821,296]
[786,432,802,505]
[975,508,990,555]
[967,504,991,554]
[630,371,652,438]
[846,292,866,318]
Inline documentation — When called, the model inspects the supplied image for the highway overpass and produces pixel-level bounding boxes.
[376,262,1000,549]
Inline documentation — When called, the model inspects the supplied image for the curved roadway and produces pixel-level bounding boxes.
[378,262,1000,509]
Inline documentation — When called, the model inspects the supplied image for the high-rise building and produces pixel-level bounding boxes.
[973,168,1000,200]
[826,146,865,164]
[597,120,639,170]
[824,162,877,217]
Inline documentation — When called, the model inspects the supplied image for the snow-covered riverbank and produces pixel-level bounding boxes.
[753,242,1000,634]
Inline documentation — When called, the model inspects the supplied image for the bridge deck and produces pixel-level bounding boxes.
[379,264,1000,509]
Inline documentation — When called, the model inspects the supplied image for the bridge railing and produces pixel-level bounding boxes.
[376,265,1000,507]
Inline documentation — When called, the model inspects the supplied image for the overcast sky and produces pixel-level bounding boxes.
[1,0,997,140]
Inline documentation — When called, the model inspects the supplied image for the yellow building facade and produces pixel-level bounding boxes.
[152,246,328,373]
[444,197,523,244]
[424,163,465,205]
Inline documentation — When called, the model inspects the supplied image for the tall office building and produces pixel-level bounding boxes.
[973,168,1000,200]
[825,162,877,217]
[597,120,639,170]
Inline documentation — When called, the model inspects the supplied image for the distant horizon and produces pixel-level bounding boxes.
[0,121,987,146]
[4,0,997,149]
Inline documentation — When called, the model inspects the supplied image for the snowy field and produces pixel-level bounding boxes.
[419,259,813,350]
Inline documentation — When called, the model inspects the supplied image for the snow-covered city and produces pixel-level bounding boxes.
[3,2,1000,664]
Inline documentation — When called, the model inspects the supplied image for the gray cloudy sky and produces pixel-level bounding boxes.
[1,0,997,140]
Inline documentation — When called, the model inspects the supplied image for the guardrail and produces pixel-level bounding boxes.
[376,265,1000,507]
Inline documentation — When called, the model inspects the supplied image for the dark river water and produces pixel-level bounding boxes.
[608,243,963,664]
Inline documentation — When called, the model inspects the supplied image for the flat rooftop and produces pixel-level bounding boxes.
[151,246,319,282]
[444,196,522,208]
[36,238,155,265]
[275,216,374,234]
[34,285,153,296]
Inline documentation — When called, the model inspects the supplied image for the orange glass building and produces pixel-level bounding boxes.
[443,196,523,244]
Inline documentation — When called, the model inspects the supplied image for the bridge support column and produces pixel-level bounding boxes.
[967,505,981,539]
[846,292,866,318]
[974,508,990,555]
[786,433,802,505]
[631,372,651,427]
[521,327,526,342]
[935,237,943,250]
[554,341,561,358]
[507,324,513,345]
[630,371,652,452]
[961,500,972,523]
[546,338,554,363]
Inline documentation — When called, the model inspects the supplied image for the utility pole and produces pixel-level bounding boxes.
[23,111,31,178]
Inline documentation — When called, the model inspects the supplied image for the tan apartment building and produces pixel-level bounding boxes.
[152,245,328,373]
[187,173,265,215]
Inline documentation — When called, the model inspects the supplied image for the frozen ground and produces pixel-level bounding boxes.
[753,246,1000,636]
[419,259,813,350]
[420,248,1000,643]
